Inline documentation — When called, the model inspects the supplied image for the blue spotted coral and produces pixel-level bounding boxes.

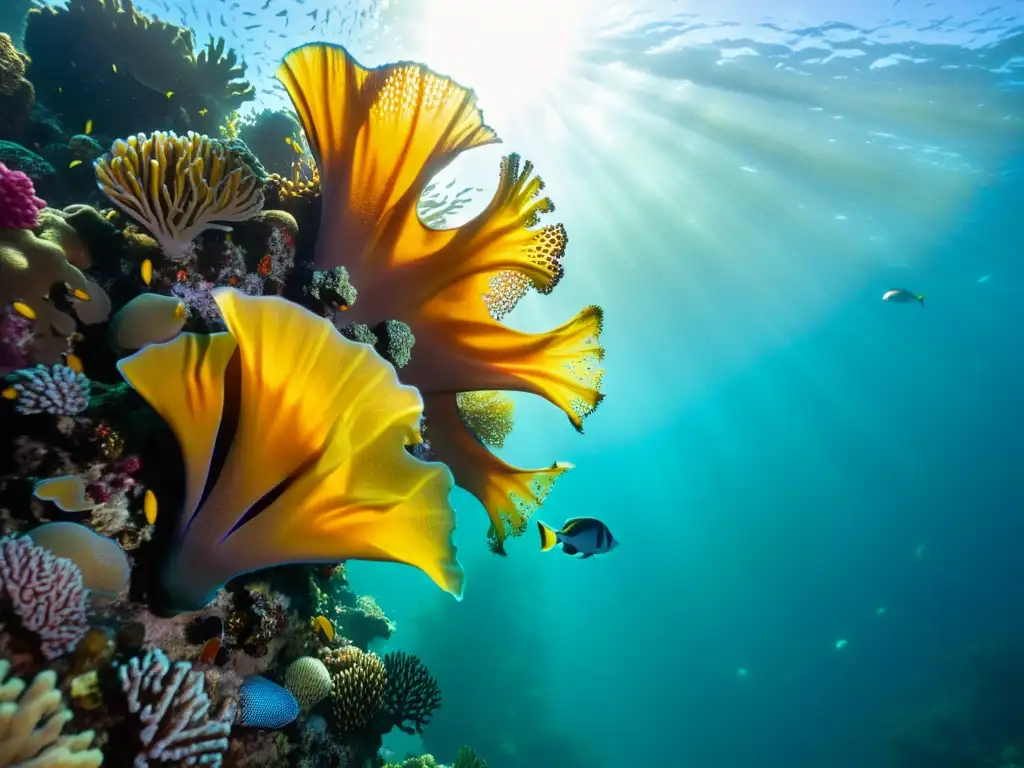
[8,363,90,415]
[238,675,299,729]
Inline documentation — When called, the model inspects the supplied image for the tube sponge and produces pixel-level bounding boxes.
[0,659,103,766]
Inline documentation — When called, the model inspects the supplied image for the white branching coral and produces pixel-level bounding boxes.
[118,649,236,768]
[0,659,103,767]
[94,131,264,262]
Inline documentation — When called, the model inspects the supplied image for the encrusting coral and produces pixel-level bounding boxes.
[94,131,265,262]
[116,288,463,612]
[0,659,103,767]
[276,44,605,552]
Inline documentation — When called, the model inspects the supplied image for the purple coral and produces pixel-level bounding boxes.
[9,364,91,415]
[0,161,46,230]
[119,648,237,768]
[0,535,89,659]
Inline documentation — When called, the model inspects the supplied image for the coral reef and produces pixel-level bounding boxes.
[24,0,254,140]
[0,11,601,765]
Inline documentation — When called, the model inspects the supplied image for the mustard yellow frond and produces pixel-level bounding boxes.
[118,289,462,611]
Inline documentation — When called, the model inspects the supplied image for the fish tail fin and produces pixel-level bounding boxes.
[917,295,925,306]
[537,521,559,552]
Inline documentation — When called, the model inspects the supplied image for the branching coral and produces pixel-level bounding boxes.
[381,651,442,735]
[116,288,462,612]
[0,659,103,767]
[94,131,264,262]
[277,44,605,550]
[119,648,236,767]
[0,536,89,660]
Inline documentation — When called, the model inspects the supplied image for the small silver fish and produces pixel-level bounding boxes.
[538,517,619,559]
[882,288,925,306]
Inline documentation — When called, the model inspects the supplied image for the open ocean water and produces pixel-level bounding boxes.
[4,0,1023,766]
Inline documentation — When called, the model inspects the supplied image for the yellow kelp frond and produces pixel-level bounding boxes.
[94,130,264,262]
[424,393,570,551]
[408,304,605,432]
[275,43,500,277]
[455,391,515,449]
[118,289,462,611]
[117,330,237,528]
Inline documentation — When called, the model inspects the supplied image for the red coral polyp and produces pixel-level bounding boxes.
[0,535,89,659]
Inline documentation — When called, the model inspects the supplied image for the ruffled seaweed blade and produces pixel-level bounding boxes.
[275,44,605,551]
[116,289,463,612]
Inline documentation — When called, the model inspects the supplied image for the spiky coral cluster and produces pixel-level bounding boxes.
[0,535,89,660]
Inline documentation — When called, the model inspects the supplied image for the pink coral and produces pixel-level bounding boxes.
[0,535,89,659]
[0,161,45,230]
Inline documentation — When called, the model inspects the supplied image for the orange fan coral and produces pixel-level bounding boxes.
[116,289,462,612]
[276,44,605,550]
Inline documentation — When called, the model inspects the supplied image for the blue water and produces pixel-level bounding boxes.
[84,0,1024,764]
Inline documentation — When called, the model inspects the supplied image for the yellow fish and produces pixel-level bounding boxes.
[65,353,84,373]
[72,288,91,301]
[1,387,17,400]
[58,86,63,94]
[12,301,36,320]
[312,615,334,643]
[198,108,208,116]
[69,160,83,169]
[284,136,293,145]
[111,64,118,74]
[144,489,158,525]
[84,119,93,135]
[165,91,174,99]
[141,258,153,286]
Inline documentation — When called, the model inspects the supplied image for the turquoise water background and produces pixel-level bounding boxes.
[70,0,1024,763]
